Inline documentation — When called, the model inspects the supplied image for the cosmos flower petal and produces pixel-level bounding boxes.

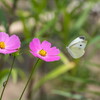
[30,51,38,57]
[41,40,51,51]
[29,38,60,62]
[0,49,17,54]
[43,56,60,62]
[0,32,21,54]
[0,32,9,42]
[6,35,21,49]
[0,49,6,54]
[29,38,41,51]
[29,41,38,52]
[47,46,60,55]
[4,50,18,54]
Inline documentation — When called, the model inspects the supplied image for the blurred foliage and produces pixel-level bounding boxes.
[0,0,100,100]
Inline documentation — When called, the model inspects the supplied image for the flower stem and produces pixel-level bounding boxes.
[0,56,16,100]
[18,58,40,100]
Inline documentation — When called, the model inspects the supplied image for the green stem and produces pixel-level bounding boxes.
[18,58,40,100]
[0,56,16,100]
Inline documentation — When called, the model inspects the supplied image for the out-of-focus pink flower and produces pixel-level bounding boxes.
[29,38,60,62]
[0,32,21,54]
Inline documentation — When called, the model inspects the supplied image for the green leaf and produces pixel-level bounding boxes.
[62,75,100,86]
[59,52,69,64]
[0,69,9,80]
[52,90,85,100]
[33,62,75,91]
[0,69,9,87]
[89,35,100,45]
[69,1,94,37]
[0,8,7,31]
[11,68,18,83]
[35,18,57,38]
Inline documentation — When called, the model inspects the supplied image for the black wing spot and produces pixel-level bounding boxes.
[80,44,82,46]
[79,36,85,40]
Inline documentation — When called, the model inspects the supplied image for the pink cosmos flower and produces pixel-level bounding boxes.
[29,38,60,62]
[0,32,21,54]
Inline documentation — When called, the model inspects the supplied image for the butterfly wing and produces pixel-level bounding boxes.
[67,46,85,58]
[68,36,85,47]
[67,41,87,59]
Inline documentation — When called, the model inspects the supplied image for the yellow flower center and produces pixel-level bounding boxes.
[0,42,6,49]
[39,49,47,56]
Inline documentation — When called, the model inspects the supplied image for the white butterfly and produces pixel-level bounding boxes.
[66,36,87,59]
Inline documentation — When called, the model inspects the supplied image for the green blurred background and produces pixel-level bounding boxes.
[0,0,100,100]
